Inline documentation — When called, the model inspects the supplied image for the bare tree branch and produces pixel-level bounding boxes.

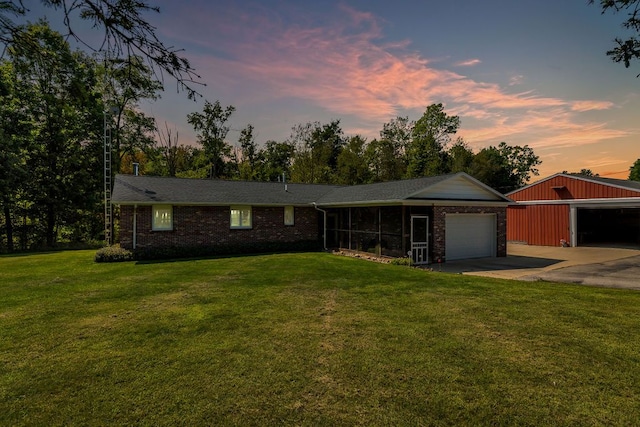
[1,0,204,97]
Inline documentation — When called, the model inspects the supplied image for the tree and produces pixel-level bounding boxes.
[0,0,200,97]
[236,124,259,180]
[8,21,103,247]
[335,135,371,185]
[630,158,640,181]
[0,60,28,251]
[562,169,599,177]
[412,103,460,145]
[116,108,157,171]
[258,140,294,182]
[154,121,180,177]
[370,116,412,180]
[590,0,640,75]
[495,142,541,189]
[405,136,450,178]
[365,138,405,182]
[187,100,235,179]
[579,168,598,177]
[313,120,345,181]
[405,104,459,178]
[448,138,475,173]
[468,147,514,193]
[468,142,541,193]
[100,56,161,174]
[380,116,412,157]
[289,120,345,184]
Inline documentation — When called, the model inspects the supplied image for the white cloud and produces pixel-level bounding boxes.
[455,58,482,67]
[508,74,524,86]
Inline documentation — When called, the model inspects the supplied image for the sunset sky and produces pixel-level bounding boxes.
[32,0,640,180]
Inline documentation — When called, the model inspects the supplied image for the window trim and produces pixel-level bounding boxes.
[284,205,295,226]
[152,204,173,231]
[230,205,252,229]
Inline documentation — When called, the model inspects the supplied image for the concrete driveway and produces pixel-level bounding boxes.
[437,244,640,290]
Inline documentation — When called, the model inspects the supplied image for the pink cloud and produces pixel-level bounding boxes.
[163,3,624,150]
[583,155,629,169]
[571,100,615,112]
[460,110,629,149]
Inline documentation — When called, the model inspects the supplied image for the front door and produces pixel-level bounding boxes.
[411,215,429,265]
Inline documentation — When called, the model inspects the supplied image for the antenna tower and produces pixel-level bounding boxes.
[103,111,113,245]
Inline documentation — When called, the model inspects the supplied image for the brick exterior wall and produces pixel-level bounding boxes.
[432,206,507,261]
[117,203,506,262]
[118,205,320,251]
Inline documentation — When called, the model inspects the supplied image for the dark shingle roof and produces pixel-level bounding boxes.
[315,174,453,204]
[112,175,341,205]
[112,172,510,206]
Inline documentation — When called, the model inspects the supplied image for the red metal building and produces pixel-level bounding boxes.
[507,173,640,247]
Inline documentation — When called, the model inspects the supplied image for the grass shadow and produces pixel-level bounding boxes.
[134,251,314,265]
[437,255,563,274]
[0,246,100,259]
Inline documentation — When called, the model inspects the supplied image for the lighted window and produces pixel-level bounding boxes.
[230,206,252,229]
[152,205,173,231]
[284,206,294,225]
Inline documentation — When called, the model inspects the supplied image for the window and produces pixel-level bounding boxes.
[152,205,173,231]
[230,206,252,228]
[284,206,295,226]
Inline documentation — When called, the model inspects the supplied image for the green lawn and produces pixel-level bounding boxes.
[1,251,640,426]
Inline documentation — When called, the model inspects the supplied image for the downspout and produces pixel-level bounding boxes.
[133,204,137,250]
[313,203,327,251]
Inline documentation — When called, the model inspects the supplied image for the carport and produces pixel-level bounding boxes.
[577,207,640,246]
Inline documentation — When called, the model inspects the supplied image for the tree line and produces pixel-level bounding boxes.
[0,21,163,252]
[140,101,543,194]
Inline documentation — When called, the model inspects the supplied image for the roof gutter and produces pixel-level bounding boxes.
[512,197,640,207]
[111,201,318,207]
[314,199,512,208]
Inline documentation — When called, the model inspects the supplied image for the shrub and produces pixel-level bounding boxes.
[390,257,413,266]
[94,245,134,263]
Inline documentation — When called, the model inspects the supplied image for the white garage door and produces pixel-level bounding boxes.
[446,214,496,261]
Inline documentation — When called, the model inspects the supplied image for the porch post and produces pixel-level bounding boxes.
[349,207,352,250]
[378,207,382,256]
[402,206,406,255]
[570,205,577,247]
